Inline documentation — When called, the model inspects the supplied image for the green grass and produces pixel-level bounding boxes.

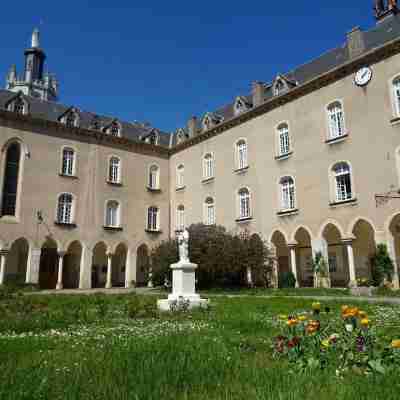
[0,293,400,399]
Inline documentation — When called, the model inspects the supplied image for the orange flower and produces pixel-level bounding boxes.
[287,318,298,327]
[342,307,359,319]
[391,340,400,349]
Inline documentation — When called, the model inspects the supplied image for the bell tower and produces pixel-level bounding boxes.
[5,28,59,101]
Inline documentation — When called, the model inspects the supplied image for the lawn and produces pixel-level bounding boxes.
[0,292,400,400]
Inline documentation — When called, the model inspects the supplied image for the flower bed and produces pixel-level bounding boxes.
[273,302,400,375]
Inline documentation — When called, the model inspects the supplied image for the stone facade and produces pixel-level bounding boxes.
[2,5,400,290]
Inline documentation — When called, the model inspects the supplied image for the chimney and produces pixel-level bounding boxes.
[187,116,198,137]
[347,27,365,59]
[252,81,265,107]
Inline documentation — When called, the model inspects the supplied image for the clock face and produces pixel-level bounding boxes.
[355,67,372,87]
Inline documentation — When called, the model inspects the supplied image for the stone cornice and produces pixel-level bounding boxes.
[0,110,170,159]
[170,36,400,155]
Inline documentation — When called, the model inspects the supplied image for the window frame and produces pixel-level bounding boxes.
[391,75,400,118]
[276,122,292,158]
[176,164,185,189]
[234,138,249,171]
[202,152,215,180]
[326,100,347,141]
[108,155,122,185]
[105,199,121,228]
[279,176,297,212]
[329,161,356,205]
[60,146,77,177]
[146,206,160,232]
[56,192,75,225]
[148,164,160,190]
[204,197,216,226]
[176,204,185,232]
[237,187,252,221]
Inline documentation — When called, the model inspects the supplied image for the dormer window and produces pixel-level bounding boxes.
[60,109,79,128]
[148,132,158,145]
[105,121,121,137]
[203,117,211,132]
[6,96,28,115]
[234,97,251,116]
[274,79,286,96]
[176,129,186,144]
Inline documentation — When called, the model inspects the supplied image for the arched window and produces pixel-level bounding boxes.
[204,197,215,225]
[327,101,345,139]
[105,200,120,227]
[277,123,290,156]
[109,157,121,184]
[393,77,400,116]
[203,153,214,180]
[108,121,121,137]
[176,205,185,232]
[280,177,296,211]
[57,193,74,224]
[236,139,248,170]
[1,142,21,216]
[238,188,251,219]
[176,164,184,189]
[61,148,75,176]
[333,162,352,202]
[147,206,159,231]
[148,165,160,190]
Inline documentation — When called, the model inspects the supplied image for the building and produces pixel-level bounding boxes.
[1,2,400,290]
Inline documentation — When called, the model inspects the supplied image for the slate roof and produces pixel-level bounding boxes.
[0,89,172,148]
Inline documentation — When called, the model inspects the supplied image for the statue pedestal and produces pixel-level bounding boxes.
[157,261,209,311]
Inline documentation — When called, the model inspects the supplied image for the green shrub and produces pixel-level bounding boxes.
[150,224,270,290]
[370,244,395,287]
[279,271,297,288]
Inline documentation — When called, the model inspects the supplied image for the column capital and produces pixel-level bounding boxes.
[106,252,114,258]
[342,236,355,244]
[0,249,10,256]
[288,241,298,249]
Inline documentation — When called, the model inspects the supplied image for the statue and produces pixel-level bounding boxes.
[375,0,386,16]
[178,229,190,263]
[389,0,398,9]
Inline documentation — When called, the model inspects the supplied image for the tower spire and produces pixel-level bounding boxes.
[31,28,40,48]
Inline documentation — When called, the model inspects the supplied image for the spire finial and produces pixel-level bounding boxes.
[31,28,40,48]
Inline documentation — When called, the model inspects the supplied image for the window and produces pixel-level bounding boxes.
[7,97,27,115]
[327,102,345,139]
[147,206,159,231]
[280,177,296,211]
[109,157,121,184]
[236,140,248,170]
[333,162,352,202]
[238,188,251,219]
[105,200,120,227]
[203,153,214,180]
[57,193,73,224]
[61,148,75,176]
[274,80,286,96]
[62,110,79,128]
[110,122,120,137]
[176,164,184,188]
[148,132,158,145]
[148,165,160,190]
[203,116,211,132]
[176,205,185,231]
[277,123,290,156]
[1,143,21,216]
[393,77,400,116]
[204,197,216,225]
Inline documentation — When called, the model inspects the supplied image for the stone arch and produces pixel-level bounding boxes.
[387,213,400,288]
[319,219,346,239]
[4,237,29,284]
[294,227,313,287]
[352,219,377,282]
[91,241,108,289]
[136,243,150,286]
[347,217,378,238]
[112,242,128,287]
[39,237,59,290]
[270,230,290,286]
[321,222,349,287]
[63,241,82,289]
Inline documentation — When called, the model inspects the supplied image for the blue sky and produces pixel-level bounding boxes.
[1,1,375,132]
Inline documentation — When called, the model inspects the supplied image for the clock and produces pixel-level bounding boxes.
[354,67,372,87]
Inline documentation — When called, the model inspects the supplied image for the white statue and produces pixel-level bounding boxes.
[178,229,190,263]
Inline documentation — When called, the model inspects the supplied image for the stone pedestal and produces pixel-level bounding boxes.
[157,261,208,311]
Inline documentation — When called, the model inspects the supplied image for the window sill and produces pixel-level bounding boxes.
[325,134,349,145]
[329,198,358,208]
[233,166,249,175]
[59,173,78,180]
[235,217,253,224]
[176,186,186,192]
[145,229,163,234]
[390,116,400,126]
[107,181,123,187]
[277,208,299,217]
[103,225,123,231]
[55,221,77,228]
[147,187,161,193]
[202,177,215,184]
[275,152,293,161]
[0,216,19,224]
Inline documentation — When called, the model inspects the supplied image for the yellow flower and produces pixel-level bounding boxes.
[358,311,367,319]
[391,340,400,349]
[321,339,330,348]
[360,318,370,327]
[298,315,307,322]
[341,305,349,313]
[279,314,288,320]
[312,302,321,311]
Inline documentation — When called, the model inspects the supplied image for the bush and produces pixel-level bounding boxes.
[370,244,395,287]
[150,224,271,290]
[279,271,297,288]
